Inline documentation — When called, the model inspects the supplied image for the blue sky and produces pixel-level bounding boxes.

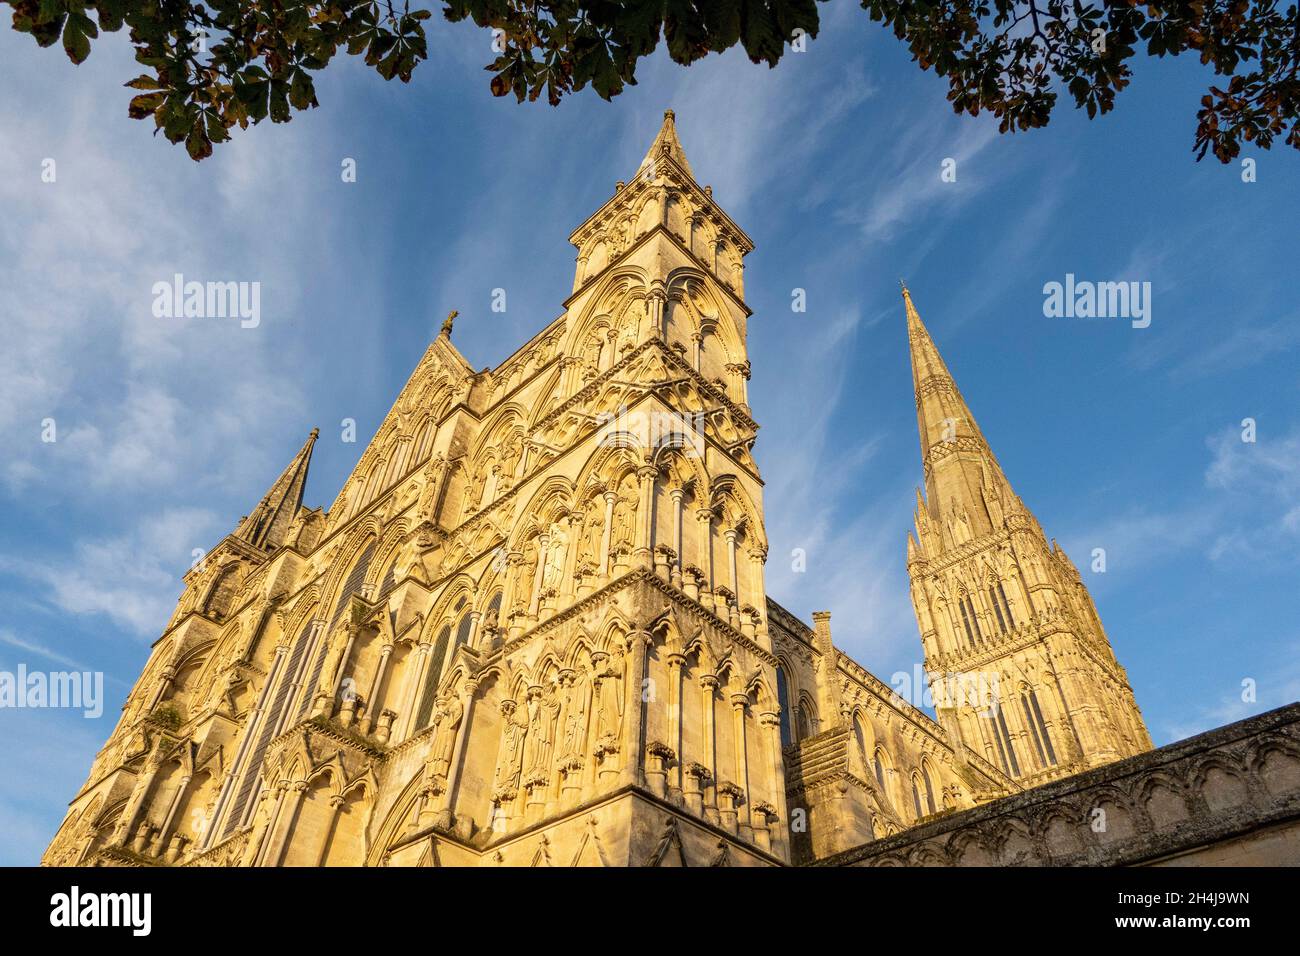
[2,6,1298,865]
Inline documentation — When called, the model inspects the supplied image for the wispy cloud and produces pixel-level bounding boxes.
[1,508,216,637]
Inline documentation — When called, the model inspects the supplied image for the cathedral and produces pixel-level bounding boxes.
[45,111,1164,868]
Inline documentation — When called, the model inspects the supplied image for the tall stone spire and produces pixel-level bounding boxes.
[904,285,1014,543]
[637,108,694,180]
[903,287,1151,783]
[234,427,318,551]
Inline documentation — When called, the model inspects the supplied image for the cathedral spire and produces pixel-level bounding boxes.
[234,427,318,551]
[637,109,695,181]
[904,286,1012,541]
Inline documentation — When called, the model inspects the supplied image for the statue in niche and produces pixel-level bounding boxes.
[464,465,488,515]
[415,454,446,525]
[610,494,635,557]
[523,686,561,784]
[481,601,499,637]
[558,681,587,768]
[424,694,464,789]
[501,437,523,482]
[593,647,626,750]
[579,510,603,565]
[505,549,530,612]
[493,703,529,798]
[540,520,568,594]
[583,334,602,372]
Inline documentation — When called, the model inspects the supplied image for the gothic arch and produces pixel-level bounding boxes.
[368,518,412,593]
[278,585,323,649]
[318,520,383,611]
[509,477,577,550]
[565,268,650,354]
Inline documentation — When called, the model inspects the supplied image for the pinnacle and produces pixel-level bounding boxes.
[638,108,695,181]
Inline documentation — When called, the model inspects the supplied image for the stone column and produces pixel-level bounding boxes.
[621,630,652,787]
[759,710,788,858]
[154,773,192,857]
[700,674,719,821]
[724,528,740,596]
[691,332,704,371]
[670,489,685,572]
[599,490,617,577]
[696,508,713,591]
[365,643,394,732]
[261,780,308,868]
[666,651,686,794]
[314,794,346,866]
[438,680,478,830]
[633,466,656,568]
[731,692,752,838]
[646,282,667,341]
[396,639,432,741]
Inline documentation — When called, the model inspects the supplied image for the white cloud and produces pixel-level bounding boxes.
[0,507,216,637]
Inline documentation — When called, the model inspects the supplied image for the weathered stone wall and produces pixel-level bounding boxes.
[819,702,1300,867]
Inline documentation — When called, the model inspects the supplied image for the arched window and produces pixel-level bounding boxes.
[911,775,925,820]
[775,667,793,749]
[921,760,937,814]
[295,540,375,721]
[959,599,977,646]
[998,582,1015,627]
[1021,689,1057,767]
[989,585,1007,633]
[378,558,399,600]
[853,715,869,767]
[873,749,892,808]
[796,701,813,740]
[987,708,1021,777]
[454,610,473,646]
[964,594,982,640]
[414,625,452,731]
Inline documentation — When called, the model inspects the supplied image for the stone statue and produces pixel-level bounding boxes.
[426,695,463,786]
[558,687,587,767]
[611,495,634,555]
[594,648,626,746]
[540,521,568,594]
[441,310,458,338]
[493,704,529,796]
[523,687,560,782]
[415,454,446,525]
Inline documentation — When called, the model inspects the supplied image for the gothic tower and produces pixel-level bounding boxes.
[902,286,1152,786]
[45,111,800,867]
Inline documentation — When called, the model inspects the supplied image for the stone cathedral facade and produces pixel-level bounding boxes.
[43,112,1152,868]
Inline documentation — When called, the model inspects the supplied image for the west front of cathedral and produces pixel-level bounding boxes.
[46,112,1184,868]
